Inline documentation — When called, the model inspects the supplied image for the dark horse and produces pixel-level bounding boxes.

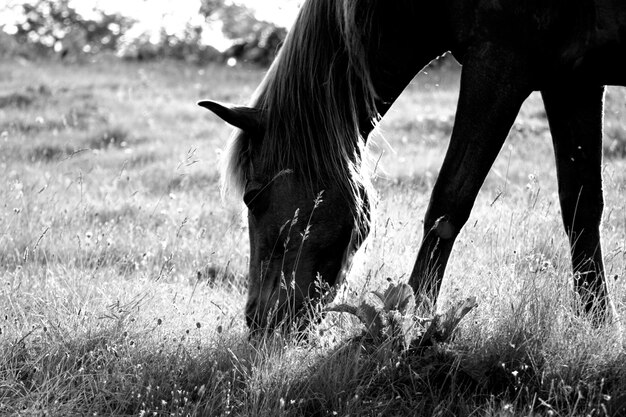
[200,0,622,330]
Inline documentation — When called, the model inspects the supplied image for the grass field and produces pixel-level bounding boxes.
[1,56,626,416]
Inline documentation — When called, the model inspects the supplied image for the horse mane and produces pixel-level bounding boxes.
[220,0,382,216]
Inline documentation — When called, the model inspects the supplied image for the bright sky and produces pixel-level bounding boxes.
[1,0,302,51]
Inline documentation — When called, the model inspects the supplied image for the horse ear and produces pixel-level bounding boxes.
[198,100,265,135]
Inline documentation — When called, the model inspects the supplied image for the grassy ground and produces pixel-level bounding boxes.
[1,56,626,416]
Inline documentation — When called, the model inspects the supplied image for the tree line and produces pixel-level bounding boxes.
[0,0,287,65]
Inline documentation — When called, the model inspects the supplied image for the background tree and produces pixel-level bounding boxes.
[9,0,134,57]
[199,0,287,65]
[1,0,287,65]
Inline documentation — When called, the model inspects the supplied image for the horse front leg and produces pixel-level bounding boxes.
[541,84,608,318]
[409,44,532,301]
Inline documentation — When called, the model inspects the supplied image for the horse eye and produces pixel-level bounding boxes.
[243,184,270,215]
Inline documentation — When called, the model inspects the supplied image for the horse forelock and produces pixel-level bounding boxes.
[221,0,381,224]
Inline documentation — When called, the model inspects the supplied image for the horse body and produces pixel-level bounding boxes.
[201,0,626,330]
[402,0,626,316]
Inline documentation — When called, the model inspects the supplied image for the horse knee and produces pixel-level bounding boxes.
[433,216,456,239]
[423,214,461,241]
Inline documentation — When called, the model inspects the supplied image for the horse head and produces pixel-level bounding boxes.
[200,101,370,333]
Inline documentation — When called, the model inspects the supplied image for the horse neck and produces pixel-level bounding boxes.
[357,2,450,140]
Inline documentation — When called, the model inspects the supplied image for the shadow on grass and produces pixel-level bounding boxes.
[276,330,626,416]
[18,127,145,163]
[0,320,254,416]
[0,85,51,109]
[85,127,138,150]
[27,143,75,162]
[2,312,625,416]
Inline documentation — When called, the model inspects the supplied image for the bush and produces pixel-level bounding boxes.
[7,0,135,58]
[222,25,286,66]
[200,0,287,66]
[117,26,221,64]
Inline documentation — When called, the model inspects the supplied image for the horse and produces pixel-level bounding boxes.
[200,0,623,330]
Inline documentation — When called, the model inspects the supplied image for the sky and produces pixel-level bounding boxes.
[1,0,302,50]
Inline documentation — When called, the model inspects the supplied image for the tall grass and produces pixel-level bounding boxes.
[1,56,625,415]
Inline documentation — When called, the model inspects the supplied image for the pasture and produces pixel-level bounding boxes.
[1,56,626,416]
